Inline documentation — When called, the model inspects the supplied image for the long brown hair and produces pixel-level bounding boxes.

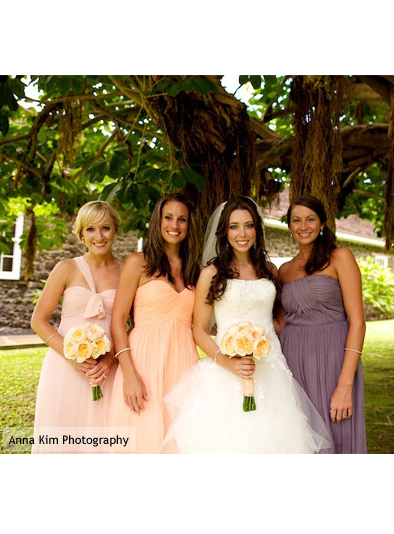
[287,194,337,275]
[207,196,280,304]
[143,193,201,288]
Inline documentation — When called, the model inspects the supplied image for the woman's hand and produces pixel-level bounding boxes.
[218,354,255,379]
[330,384,353,423]
[122,370,149,415]
[85,350,116,389]
[72,358,97,377]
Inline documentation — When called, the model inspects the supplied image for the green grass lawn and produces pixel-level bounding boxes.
[1,320,393,454]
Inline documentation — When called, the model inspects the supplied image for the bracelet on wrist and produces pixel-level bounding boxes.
[344,347,362,356]
[115,347,131,358]
[45,332,60,345]
[214,349,221,363]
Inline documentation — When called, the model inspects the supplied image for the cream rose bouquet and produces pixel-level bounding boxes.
[63,323,111,401]
[220,321,270,412]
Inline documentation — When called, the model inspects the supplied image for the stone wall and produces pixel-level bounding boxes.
[0,224,138,334]
[0,223,392,333]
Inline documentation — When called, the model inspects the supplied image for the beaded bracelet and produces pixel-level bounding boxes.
[45,332,60,345]
[214,349,220,363]
[344,347,362,355]
[115,347,131,358]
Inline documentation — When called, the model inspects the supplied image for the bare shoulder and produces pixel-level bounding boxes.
[331,247,357,265]
[278,259,293,282]
[50,259,77,279]
[197,264,217,285]
[124,252,146,271]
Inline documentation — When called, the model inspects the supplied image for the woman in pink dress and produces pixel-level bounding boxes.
[108,193,201,453]
[31,201,123,453]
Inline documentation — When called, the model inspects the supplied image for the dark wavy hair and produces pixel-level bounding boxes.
[287,194,337,275]
[207,195,280,305]
[143,193,201,288]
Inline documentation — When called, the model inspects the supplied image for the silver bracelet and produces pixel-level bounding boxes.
[214,349,220,363]
[115,347,131,358]
[344,347,362,355]
[45,332,60,345]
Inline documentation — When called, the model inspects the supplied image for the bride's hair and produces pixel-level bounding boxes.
[206,195,280,305]
[143,192,202,288]
[287,194,337,275]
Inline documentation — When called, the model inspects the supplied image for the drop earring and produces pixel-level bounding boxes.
[253,241,257,249]
[320,228,323,236]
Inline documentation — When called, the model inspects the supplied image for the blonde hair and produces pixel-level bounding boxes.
[72,201,121,242]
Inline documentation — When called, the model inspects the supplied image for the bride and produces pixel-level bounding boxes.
[162,195,333,453]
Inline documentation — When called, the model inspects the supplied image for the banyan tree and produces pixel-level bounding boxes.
[0,74,393,276]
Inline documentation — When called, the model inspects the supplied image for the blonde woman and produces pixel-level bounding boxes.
[31,201,123,453]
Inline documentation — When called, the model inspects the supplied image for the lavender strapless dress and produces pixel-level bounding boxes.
[280,275,367,454]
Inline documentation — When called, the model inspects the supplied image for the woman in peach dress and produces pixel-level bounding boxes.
[31,201,123,453]
[109,193,201,453]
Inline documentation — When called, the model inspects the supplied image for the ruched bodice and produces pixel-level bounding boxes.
[61,287,115,322]
[133,281,194,328]
[215,278,277,346]
[281,276,347,326]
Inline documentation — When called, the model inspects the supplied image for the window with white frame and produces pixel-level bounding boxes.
[0,213,24,280]
[374,255,388,269]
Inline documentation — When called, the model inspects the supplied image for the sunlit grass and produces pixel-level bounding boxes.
[1,320,393,453]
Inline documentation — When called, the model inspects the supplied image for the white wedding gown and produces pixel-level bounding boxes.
[162,278,333,453]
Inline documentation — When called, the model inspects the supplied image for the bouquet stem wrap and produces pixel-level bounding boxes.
[242,374,256,412]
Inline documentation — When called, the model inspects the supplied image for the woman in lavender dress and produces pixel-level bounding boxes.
[279,194,367,454]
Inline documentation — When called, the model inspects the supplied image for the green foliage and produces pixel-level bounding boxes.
[357,256,394,315]
[0,74,389,262]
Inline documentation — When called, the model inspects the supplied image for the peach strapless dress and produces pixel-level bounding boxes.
[32,256,118,453]
[108,280,198,453]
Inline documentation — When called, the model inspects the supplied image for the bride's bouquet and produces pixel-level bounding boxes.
[63,323,111,401]
[220,321,270,412]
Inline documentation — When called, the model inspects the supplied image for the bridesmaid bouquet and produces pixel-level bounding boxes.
[63,323,111,401]
[220,321,270,412]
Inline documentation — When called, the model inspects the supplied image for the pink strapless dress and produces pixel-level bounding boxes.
[108,280,198,453]
[32,256,118,453]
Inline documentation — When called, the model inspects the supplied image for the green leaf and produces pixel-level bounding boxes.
[0,114,9,136]
[166,82,182,97]
[99,182,121,203]
[239,75,249,86]
[179,167,205,190]
[171,171,186,189]
[8,78,26,99]
[109,152,129,178]
[249,75,262,90]
[146,185,161,203]
[71,76,85,94]
[142,168,163,184]
[58,76,72,97]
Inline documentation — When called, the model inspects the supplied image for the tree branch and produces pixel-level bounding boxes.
[352,189,385,201]
[0,151,43,178]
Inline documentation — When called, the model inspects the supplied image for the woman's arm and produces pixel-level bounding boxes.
[31,260,100,376]
[267,262,285,335]
[330,248,366,423]
[110,253,148,415]
[193,266,255,379]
